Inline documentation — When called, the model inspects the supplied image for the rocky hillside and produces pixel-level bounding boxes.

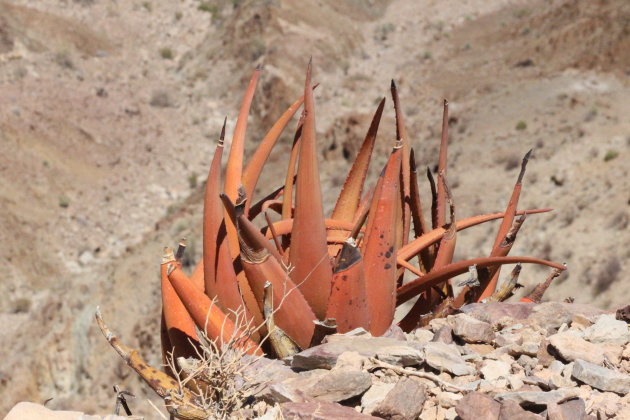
[0,0,629,416]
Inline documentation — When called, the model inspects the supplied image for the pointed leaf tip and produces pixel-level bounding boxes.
[517,149,533,184]
[390,79,396,90]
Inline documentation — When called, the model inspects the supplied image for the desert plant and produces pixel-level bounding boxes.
[99,63,564,418]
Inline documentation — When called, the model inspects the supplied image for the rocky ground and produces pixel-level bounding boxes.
[1,0,629,417]
[5,301,630,419]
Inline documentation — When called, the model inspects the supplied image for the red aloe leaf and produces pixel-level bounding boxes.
[396,256,566,306]
[161,248,200,361]
[327,239,370,333]
[281,112,304,221]
[288,61,334,319]
[227,195,316,349]
[167,264,263,356]
[224,67,261,256]
[390,81,411,248]
[436,100,449,228]
[362,142,402,335]
[242,87,316,215]
[397,208,552,264]
[331,98,385,223]
[409,149,433,272]
[477,149,532,301]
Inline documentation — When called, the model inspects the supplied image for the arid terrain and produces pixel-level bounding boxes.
[0,0,629,417]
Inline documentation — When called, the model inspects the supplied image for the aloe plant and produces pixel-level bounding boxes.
[98,62,565,419]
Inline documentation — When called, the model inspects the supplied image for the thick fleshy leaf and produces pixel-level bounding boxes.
[167,264,262,355]
[331,98,385,222]
[160,248,200,361]
[398,174,456,329]
[288,61,334,319]
[224,67,261,255]
[409,149,433,272]
[362,143,402,335]
[242,88,314,215]
[282,113,305,221]
[476,150,532,301]
[390,81,411,247]
[436,100,449,228]
[396,256,566,306]
[397,208,552,265]
[327,239,370,333]
[223,194,317,349]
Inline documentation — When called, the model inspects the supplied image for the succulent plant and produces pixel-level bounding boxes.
[98,62,565,418]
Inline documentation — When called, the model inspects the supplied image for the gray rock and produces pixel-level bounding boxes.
[528,303,608,333]
[455,392,501,420]
[372,378,427,420]
[495,388,580,408]
[281,401,380,419]
[375,344,424,367]
[424,342,475,376]
[547,332,605,365]
[571,359,630,394]
[306,370,372,402]
[584,314,630,345]
[292,337,421,370]
[452,314,495,343]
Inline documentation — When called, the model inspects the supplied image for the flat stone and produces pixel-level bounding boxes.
[495,388,580,408]
[528,303,608,334]
[292,337,421,370]
[375,345,424,367]
[3,403,131,420]
[481,360,511,381]
[306,370,372,402]
[424,342,475,376]
[372,377,427,420]
[361,382,396,414]
[544,398,587,420]
[584,314,630,345]
[281,401,380,419]
[571,359,630,394]
[498,400,544,420]
[452,314,495,343]
[455,392,501,420]
[547,332,604,365]
[461,302,535,325]
[382,324,407,341]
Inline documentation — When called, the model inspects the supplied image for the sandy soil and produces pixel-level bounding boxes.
[0,0,628,416]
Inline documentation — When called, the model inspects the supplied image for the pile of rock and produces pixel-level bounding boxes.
[247,302,630,419]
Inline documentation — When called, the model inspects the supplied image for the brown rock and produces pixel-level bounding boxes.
[306,370,372,402]
[281,401,380,419]
[452,314,495,343]
[292,337,422,370]
[460,303,535,326]
[431,325,454,344]
[371,377,427,420]
[498,400,544,420]
[544,398,587,420]
[455,392,501,420]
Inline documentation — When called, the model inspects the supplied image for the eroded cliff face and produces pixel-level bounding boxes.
[0,0,628,415]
